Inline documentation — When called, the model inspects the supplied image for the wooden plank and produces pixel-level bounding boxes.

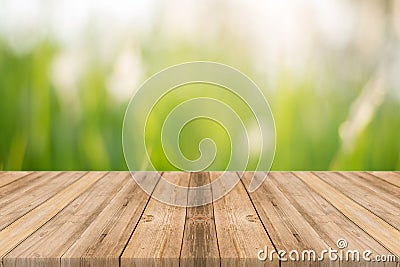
[0,172,30,188]
[241,172,334,266]
[61,173,151,267]
[315,172,400,230]
[0,172,107,266]
[369,172,400,188]
[180,172,220,267]
[0,171,398,266]
[0,172,86,231]
[213,172,277,267]
[274,172,395,265]
[242,172,397,266]
[4,172,129,267]
[0,172,63,211]
[121,172,189,267]
[294,171,400,258]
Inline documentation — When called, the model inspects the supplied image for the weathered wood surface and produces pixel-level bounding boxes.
[0,172,398,266]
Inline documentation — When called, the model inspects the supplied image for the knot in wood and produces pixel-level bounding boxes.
[246,214,259,222]
[141,214,154,222]
[190,214,210,222]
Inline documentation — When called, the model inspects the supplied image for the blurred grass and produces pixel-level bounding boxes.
[0,38,399,171]
[0,40,125,170]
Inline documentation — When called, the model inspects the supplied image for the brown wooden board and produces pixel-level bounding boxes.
[0,172,399,267]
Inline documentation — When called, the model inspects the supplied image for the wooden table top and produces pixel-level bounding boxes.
[0,172,399,267]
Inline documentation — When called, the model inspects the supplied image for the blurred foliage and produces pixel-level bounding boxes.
[0,37,399,171]
[0,40,125,170]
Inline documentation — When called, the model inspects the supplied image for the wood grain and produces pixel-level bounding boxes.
[4,172,127,267]
[180,172,220,267]
[0,172,106,266]
[0,172,30,188]
[315,172,400,230]
[0,171,399,267]
[120,172,188,267]
[61,173,150,267]
[294,171,400,258]
[0,172,63,214]
[242,172,333,266]
[0,172,85,231]
[275,172,394,266]
[369,172,400,188]
[214,172,278,267]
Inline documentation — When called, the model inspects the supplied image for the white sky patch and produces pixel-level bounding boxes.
[314,0,357,49]
[0,0,157,49]
[0,0,48,54]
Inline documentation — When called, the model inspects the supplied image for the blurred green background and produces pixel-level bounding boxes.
[0,0,399,171]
